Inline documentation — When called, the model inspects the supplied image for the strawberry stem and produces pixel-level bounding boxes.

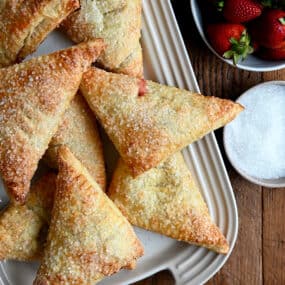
[223,30,254,65]
[216,0,224,11]
[261,0,285,8]
[279,17,285,25]
[260,0,273,7]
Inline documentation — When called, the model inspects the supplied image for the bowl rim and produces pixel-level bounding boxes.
[223,80,285,188]
[190,0,285,72]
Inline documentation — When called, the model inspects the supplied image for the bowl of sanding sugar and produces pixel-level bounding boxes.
[224,81,285,188]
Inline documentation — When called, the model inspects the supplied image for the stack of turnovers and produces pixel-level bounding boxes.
[0,40,104,204]
[0,91,108,263]
[62,0,143,77]
[78,67,243,256]
[0,40,144,285]
[0,1,244,283]
[0,0,80,67]
[34,147,143,284]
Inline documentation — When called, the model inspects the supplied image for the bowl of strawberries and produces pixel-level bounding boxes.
[191,0,285,71]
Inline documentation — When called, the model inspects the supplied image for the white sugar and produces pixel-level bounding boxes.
[225,84,285,179]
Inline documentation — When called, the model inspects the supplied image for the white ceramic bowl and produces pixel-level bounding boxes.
[223,81,285,188]
[190,0,285,72]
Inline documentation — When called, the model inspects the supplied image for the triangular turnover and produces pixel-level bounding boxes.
[34,147,143,284]
[109,152,229,254]
[80,67,243,177]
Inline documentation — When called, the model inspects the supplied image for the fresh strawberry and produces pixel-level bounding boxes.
[258,45,285,60]
[207,23,254,64]
[222,0,263,23]
[250,9,285,48]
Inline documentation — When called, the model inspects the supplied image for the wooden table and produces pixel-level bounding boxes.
[134,1,285,284]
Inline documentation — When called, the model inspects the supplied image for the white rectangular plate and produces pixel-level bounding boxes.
[0,1,238,284]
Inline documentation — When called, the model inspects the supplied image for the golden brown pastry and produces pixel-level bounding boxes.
[0,0,80,67]
[44,93,106,190]
[113,43,143,78]
[62,0,143,77]
[80,67,243,177]
[34,147,143,285]
[109,152,229,254]
[0,173,56,261]
[0,40,105,204]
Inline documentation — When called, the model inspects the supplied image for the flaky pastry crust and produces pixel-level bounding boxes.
[34,147,143,285]
[62,0,143,77]
[0,0,80,67]
[80,67,243,177]
[109,152,229,254]
[0,173,56,261]
[45,93,106,190]
[113,43,143,78]
[0,40,105,203]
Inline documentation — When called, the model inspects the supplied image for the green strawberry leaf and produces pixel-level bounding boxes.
[229,38,239,45]
[223,50,234,59]
[233,54,239,65]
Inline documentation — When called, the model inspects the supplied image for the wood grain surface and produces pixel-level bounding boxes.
[133,1,285,284]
